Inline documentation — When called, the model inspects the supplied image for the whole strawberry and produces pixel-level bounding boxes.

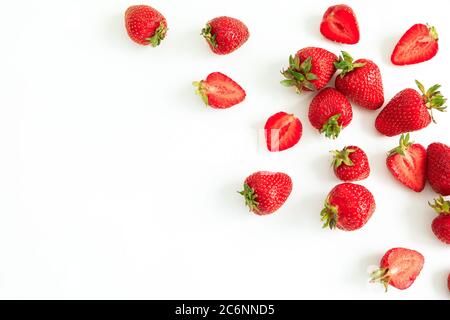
[309,87,352,139]
[125,5,167,46]
[386,134,426,192]
[265,112,302,152]
[332,146,370,181]
[239,171,292,215]
[427,142,450,196]
[281,47,337,93]
[321,183,375,231]
[371,248,424,291]
[391,24,439,66]
[320,4,360,44]
[334,51,384,110]
[201,16,249,55]
[193,72,246,109]
[375,81,447,136]
[429,196,450,244]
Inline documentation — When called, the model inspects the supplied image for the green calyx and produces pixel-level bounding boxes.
[370,268,390,292]
[201,23,217,48]
[388,133,413,157]
[146,21,167,47]
[332,146,356,169]
[429,196,450,215]
[320,114,342,139]
[320,196,338,229]
[280,55,318,93]
[334,51,366,78]
[415,80,447,123]
[192,80,209,106]
[427,24,439,41]
[238,184,260,213]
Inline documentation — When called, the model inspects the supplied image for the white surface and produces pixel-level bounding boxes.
[0,0,449,300]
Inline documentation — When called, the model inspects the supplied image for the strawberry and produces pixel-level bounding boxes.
[320,4,360,44]
[321,183,375,231]
[124,5,167,46]
[371,248,424,291]
[332,146,370,182]
[264,112,302,152]
[429,196,450,244]
[386,134,426,192]
[281,47,337,93]
[427,142,450,196]
[334,51,384,110]
[391,24,439,66]
[193,72,246,109]
[201,16,249,55]
[239,171,292,215]
[448,273,450,291]
[375,81,447,136]
[308,87,353,139]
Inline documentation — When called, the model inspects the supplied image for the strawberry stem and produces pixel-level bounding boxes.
[201,23,217,48]
[427,24,439,41]
[429,196,450,215]
[320,114,342,139]
[238,184,260,213]
[146,21,167,47]
[415,80,447,123]
[332,147,356,169]
[192,81,209,106]
[334,51,366,77]
[388,133,413,156]
[281,55,317,93]
[370,268,390,292]
[320,196,338,229]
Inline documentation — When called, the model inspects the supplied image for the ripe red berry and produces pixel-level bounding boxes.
[320,4,360,44]
[429,196,450,245]
[125,5,167,46]
[239,171,292,215]
[321,183,375,231]
[332,146,370,181]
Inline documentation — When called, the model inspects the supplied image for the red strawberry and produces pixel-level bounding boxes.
[201,16,249,55]
[448,273,450,291]
[334,51,384,110]
[281,47,337,93]
[429,196,450,244]
[321,183,375,231]
[375,81,447,136]
[124,5,167,46]
[193,72,246,109]
[332,146,370,182]
[239,171,292,215]
[386,134,426,192]
[391,24,439,66]
[320,4,360,44]
[371,248,424,291]
[309,87,353,139]
[264,112,302,152]
[427,142,450,196]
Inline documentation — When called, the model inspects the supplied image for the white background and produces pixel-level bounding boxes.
[0,0,449,300]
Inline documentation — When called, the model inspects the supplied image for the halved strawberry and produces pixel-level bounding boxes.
[391,24,439,66]
[264,112,302,152]
[320,4,360,44]
[386,133,427,192]
[193,72,246,109]
[371,247,424,291]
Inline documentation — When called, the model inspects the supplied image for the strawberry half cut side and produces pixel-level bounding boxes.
[193,72,246,109]
[371,247,424,291]
[386,133,427,192]
[264,112,302,152]
[391,24,439,66]
[320,4,360,44]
